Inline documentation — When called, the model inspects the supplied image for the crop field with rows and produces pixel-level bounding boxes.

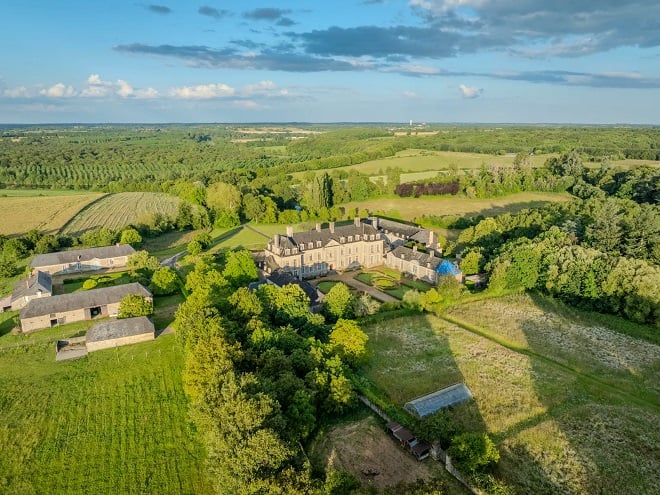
[61,192,182,235]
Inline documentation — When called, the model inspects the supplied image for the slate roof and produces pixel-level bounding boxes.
[376,218,422,238]
[404,383,473,418]
[271,221,379,253]
[86,316,154,343]
[267,270,321,304]
[390,246,442,269]
[11,271,52,303]
[20,283,151,319]
[30,244,136,268]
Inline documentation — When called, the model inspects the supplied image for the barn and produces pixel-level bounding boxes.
[19,283,152,333]
[30,244,136,276]
[85,316,155,352]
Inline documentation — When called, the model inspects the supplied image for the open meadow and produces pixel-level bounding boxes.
[61,192,182,235]
[0,320,210,495]
[0,192,104,236]
[358,295,660,494]
[342,191,571,222]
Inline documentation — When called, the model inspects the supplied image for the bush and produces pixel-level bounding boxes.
[448,432,500,474]
[82,279,98,290]
[118,294,154,318]
[151,267,179,295]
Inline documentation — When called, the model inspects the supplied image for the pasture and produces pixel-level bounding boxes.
[61,192,182,235]
[0,192,104,236]
[0,325,210,495]
[359,295,660,494]
[342,191,571,222]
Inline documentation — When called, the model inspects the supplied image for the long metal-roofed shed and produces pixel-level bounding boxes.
[86,316,155,352]
[404,383,473,418]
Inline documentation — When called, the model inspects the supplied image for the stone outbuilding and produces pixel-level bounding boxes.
[30,244,136,276]
[20,282,152,333]
[7,271,53,311]
[85,316,155,352]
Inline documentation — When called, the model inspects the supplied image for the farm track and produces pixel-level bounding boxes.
[439,313,660,411]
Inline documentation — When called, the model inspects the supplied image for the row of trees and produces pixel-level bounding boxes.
[174,252,374,493]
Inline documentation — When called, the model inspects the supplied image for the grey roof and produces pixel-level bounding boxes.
[30,244,136,268]
[391,246,442,269]
[86,316,154,343]
[268,271,320,304]
[376,218,422,238]
[20,283,151,319]
[11,271,52,303]
[404,383,473,418]
[269,221,380,254]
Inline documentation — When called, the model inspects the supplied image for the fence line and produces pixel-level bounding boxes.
[358,395,483,495]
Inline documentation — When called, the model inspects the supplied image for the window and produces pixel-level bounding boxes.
[317,253,321,260]
[316,241,321,248]
[340,237,345,243]
[356,234,360,241]
[348,236,353,242]
[285,249,290,255]
[308,242,313,249]
[300,245,304,251]
[308,254,313,261]
[293,248,298,254]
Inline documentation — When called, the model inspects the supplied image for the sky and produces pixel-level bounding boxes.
[1,0,659,124]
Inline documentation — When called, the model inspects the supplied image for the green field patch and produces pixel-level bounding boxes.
[359,298,660,493]
[0,330,210,494]
[58,272,132,294]
[316,280,339,294]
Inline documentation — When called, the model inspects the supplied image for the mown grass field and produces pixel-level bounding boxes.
[61,192,182,235]
[359,294,660,494]
[0,323,210,495]
[342,191,571,222]
[0,193,104,236]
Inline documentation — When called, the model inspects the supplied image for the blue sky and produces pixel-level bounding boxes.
[1,0,659,123]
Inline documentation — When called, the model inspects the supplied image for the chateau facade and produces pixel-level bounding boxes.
[264,217,383,278]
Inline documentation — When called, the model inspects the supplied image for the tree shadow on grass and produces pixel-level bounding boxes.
[0,312,19,338]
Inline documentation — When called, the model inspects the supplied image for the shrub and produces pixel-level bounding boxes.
[448,432,500,474]
[118,294,154,318]
[151,267,179,295]
[82,279,98,290]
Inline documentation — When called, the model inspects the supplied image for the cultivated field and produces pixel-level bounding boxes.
[0,323,211,495]
[61,192,182,235]
[342,191,571,222]
[0,192,104,236]
[359,296,660,494]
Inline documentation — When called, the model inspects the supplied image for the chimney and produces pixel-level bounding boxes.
[428,230,435,248]
[286,226,294,238]
[413,245,418,252]
[370,216,379,230]
[329,222,335,233]
[316,222,321,232]
[354,216,360,227]
[274,234,280,249]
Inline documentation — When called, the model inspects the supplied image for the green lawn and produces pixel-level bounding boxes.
[58,272,132,294]
[0,325,210,494]
[316,280,339,294]
[359,298,660,494]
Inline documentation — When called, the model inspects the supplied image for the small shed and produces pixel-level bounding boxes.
[435,260,463,282]
[85,316,155,352]
[404,383,473,418]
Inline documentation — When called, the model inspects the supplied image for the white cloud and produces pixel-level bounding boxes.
[459,84,483,98]
[3,86,31,98]
[40,83,77,98]
[403,91,417,98]
[81,74,158,99]
[135,87,159,99]
[169,83,236,99]
[116,79,134,97]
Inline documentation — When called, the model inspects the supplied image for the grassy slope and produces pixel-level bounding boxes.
[359,295,660,494]
[0,324,210,495]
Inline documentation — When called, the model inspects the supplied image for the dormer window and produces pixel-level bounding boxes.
[370,234,374,240]
[340,237,345,243]
[316,241,321,248]
[293,248,298,254]
[300,245,304,251]
[355,234,360,241]
[285,249,290,255]
[308,242,313,249]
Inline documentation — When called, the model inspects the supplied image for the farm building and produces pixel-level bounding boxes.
[6,271,52,311]
[386,421,431,461]
[404,383,473,418]
[30,244,136,276]
[19,282,152,333]
[366,217,440,252]
[85,316,155,352]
